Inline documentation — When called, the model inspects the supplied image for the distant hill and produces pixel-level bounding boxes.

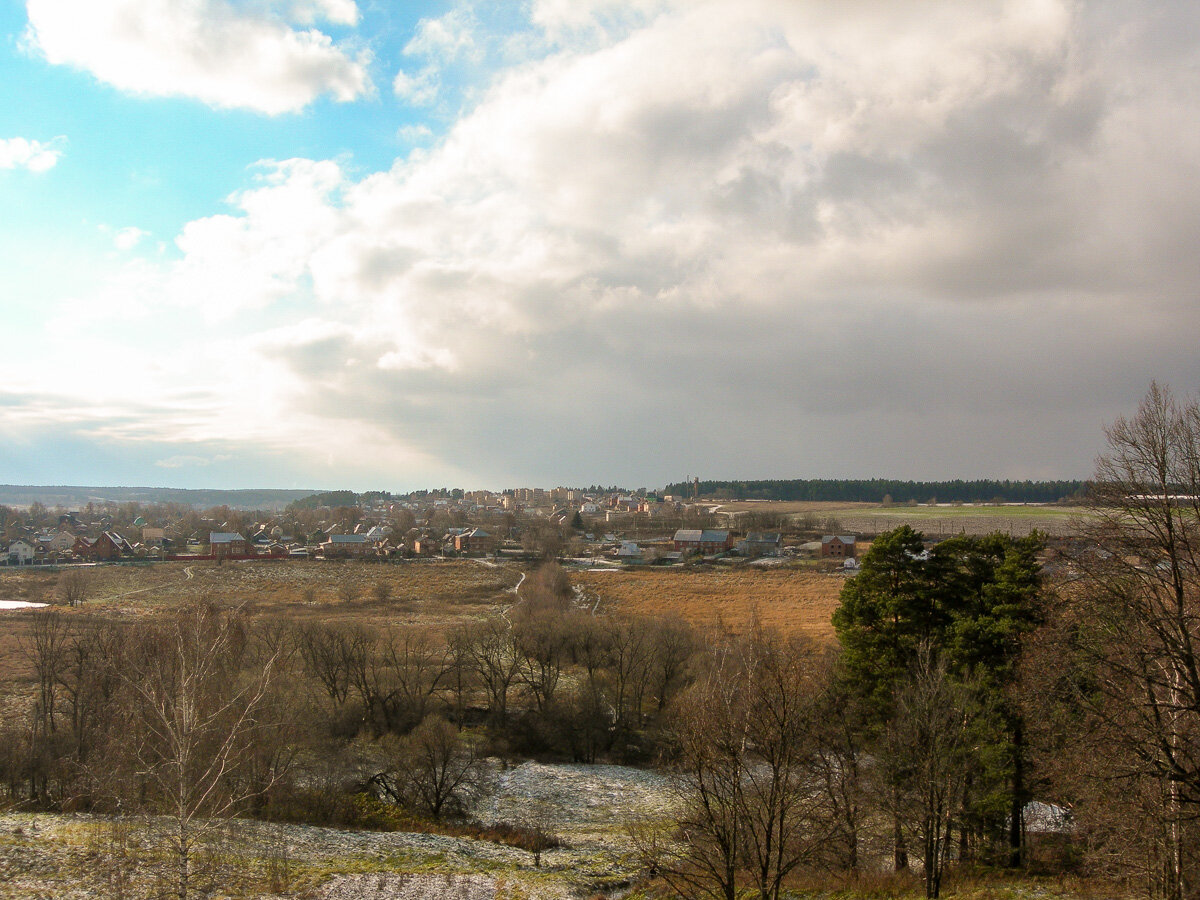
[0,485,316,511]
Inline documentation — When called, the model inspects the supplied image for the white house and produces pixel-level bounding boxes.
[7,539,35,565]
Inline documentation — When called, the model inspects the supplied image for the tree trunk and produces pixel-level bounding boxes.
[1009,719,1024,868]
[894,805,908,870]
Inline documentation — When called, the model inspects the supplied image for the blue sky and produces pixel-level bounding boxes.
[2,0,1199,492]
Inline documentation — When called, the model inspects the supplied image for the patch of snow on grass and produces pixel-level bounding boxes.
[475,761,677,832]
[316,872,496,899]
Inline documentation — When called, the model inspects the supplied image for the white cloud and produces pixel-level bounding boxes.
[113,226,148,250]
[281,0,358,27]
[529,0,668,45]
[393,68,439,106]
[0,136,64,172]
[391,8,483,107]
[24,0,371,114]
[20,0,1200,487]
[397,123,434,143]
[404,9,480,62]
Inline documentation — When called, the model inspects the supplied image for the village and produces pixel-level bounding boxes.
[0,486,866,570]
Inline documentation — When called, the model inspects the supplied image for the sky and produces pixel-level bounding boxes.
[1,0,1198,493]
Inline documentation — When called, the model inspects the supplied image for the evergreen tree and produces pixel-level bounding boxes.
[832,526,1044,876]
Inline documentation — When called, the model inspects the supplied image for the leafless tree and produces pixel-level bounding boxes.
[56,568,91,607]
[644,615,697,714]
[1059,382,1200,900]
[512,608,573,713]
[521,520,565,561]
[376,627,453,732]
[336,580,360,605]
[647,628,830,900]
[453,618,522,725]
[24,610,68,802]
[377,714,481,819]
[878,646,972,899]
[605,617,656,731]
[120,600,281,900]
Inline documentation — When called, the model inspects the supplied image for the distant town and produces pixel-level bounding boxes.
[1,478,1084,569]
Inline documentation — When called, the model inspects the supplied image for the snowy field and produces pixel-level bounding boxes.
[0,762,681,899]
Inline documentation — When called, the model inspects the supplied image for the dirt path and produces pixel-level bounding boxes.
[95,563,197,603]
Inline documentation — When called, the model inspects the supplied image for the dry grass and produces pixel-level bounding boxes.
[575,566,844,641]
[0,560,523,691]
[0,559,847,693]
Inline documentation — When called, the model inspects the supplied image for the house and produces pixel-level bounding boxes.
[674,529,734,554]
[411,535,440,556]
[820,535,857,559]
[6,539,35,565]
[321,534,373,558]
[615,540,643,560]
[737,532,783,558]
[36,531,75,553]
[142,527,166,547]
[76,531,133,561]
[454,527,495,555]
[209,532,249,557]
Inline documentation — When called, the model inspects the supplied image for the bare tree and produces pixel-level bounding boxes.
[878,646,972,899]
[56,568,91,607]
[521,520,565,561]
[453,618,522,726]
[376,627,453,732]
[644,615,697,715]
[25,610,68,802]
[648,629,830,900]
[295,622,365,711]
[605,618,655,731]
[336,580,360,605]
[121,600,281,900]
[1062,383,1200,900]
[377,714,481,819]
[512,608,573,713]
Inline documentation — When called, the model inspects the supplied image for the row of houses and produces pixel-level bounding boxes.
[4,531,138,565]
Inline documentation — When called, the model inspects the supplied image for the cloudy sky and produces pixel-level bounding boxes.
[1,0,1197,492]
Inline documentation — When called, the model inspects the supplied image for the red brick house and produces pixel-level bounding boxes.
[820,535,857,559]
[673,529,734,554]
[75,531,132,561]
[320,534,373,558]
[454,528,496,555]
[209,532,249,557]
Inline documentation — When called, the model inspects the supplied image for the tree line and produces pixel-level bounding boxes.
[663,477,1088,504]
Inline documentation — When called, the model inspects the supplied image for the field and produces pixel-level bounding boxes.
[714,500,1088,537]
[576,566,843,641]
[0,559,845,689]
[0,560,520,691]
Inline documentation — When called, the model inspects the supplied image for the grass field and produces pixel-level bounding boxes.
[713,500,1089,537]
[0,558,846,693]
[0,560,521,692]
[575,566,843,641]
